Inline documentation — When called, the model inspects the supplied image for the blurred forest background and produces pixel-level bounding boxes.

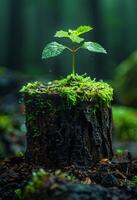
[0,0,137,159]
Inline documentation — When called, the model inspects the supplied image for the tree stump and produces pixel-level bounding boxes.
[21,75,113,169]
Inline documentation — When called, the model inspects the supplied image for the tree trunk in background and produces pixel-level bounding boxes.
[1,0,137,79]
[50,1,62,77]
[7,0,23,69]
[90,0,107,79]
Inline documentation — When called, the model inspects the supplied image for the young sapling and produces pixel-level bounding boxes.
[42,25,107,75]
[21,25,113,170]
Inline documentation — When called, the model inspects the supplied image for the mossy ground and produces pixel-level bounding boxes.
[20,74,113,107]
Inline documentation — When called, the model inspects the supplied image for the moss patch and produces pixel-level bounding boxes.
[20,74,113,107]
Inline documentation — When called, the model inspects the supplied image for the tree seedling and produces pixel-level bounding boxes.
[42,25,107,75]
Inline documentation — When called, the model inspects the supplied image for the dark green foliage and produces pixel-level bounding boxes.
[15,189,23,200]
[0,114,13,133]
[0,113,26,159]
[114,50,137,106]
[132,176,137,185]
[0,114,14,158]
[113,106,137,141]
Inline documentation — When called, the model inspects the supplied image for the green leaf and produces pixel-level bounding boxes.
[75,26,93,36]
[54,25,93,43]
[42,42,67,59]
[54,30,69,38]
[82,42,107,54]
[69,35,84,43]
[55,29,84,43]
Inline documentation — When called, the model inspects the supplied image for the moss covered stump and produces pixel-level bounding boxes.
[21,74,113,169]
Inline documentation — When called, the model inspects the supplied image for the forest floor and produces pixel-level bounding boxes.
[0,154,137,200]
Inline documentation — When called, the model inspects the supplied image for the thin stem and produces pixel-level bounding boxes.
[74,46,81,52]
[72,48,75,75]
[65,46,72,52]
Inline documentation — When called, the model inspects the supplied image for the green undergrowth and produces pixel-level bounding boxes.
[20,74,113,107]
[15,168,77,199]
[113,106,137,141]
[132,176,137,185]
[0,114,14,133]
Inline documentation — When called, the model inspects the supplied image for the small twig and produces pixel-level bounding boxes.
[116,169,127,179]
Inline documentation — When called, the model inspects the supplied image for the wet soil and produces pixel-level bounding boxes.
[0,156,137,200]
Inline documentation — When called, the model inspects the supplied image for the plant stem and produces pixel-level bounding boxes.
[75,46,81,52]
[72,48,75,75]
[66,46,72,52]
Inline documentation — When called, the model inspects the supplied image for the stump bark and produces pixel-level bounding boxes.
[24,93,113,169]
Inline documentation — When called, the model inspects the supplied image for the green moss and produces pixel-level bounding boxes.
[20,74,113,107]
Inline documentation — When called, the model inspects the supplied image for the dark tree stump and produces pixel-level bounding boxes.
[24,93,113,169]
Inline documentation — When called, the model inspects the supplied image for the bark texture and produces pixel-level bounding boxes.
[25,94,113,169]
